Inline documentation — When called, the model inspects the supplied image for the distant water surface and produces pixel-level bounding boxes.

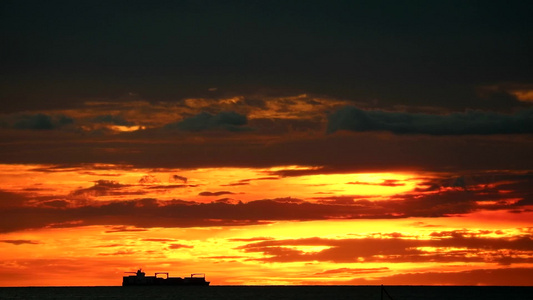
[0,285,530,300]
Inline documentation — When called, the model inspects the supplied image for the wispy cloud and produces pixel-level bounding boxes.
[199,191,235,197]
[0,239,40,245]
[168,244,194,249]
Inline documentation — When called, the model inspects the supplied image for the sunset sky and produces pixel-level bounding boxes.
[1,1,532,286]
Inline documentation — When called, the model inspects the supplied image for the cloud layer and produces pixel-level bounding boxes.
[238,233,533,264]
[0,113,74,130]
[1,180,530,233]
[327,107,533,135]
[165,111,249,132]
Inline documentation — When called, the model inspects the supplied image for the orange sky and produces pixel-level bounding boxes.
[0,163,531,286]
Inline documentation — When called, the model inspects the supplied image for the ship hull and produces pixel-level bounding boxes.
[122,277,210,286]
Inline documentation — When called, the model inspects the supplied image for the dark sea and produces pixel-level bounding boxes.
[0,286,530,300]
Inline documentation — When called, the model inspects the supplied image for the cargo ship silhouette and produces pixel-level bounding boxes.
[122,269,210,286]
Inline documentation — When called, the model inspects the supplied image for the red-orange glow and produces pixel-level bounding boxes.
[0,164,420,204]
[0,164,531,286]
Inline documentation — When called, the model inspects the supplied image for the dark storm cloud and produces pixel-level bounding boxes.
[165,111,249,132]
[1,128,532,172]
[2,1,532,112]
[327,107,533,135]
[0,113,74,130]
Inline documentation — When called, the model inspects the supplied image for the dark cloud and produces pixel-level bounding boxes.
[141,238,176,242]
[145,184,193,190]
[28,164,131,173]
[244,177,279,182]
[410,172,533,207]
[2,182,530,233]
[2,1,532,113]
[91,115,133,126]
[214,198,240,204]
[0,239,39,245]
[249,117,323,135]
[228,237,274,242]
[104,226,148,233]
[410,221,440,228]
[237,234,533,264]
[1,126,532,172]
[222,177,279,187]
[0,113,74,130]
[347,180,405,187]
[314,197,358,205]
[170,174,187,183]
[97,250,135,256]
[199,191,235,197]
[78,171,121,177]
[40,200,70,208]
[168,244,193,250]
[138,175,160,185]
[165,111,249,132]
[0,189,31,208]
[221,182,250,187]
[69,180,135,198]
[0,170,530,233]
[327,107,533,135]
[314,267,389,275]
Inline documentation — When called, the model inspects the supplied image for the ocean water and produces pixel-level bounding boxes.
[0,286,530,300]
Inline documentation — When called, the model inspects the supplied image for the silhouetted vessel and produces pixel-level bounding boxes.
[122,269,210,286]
